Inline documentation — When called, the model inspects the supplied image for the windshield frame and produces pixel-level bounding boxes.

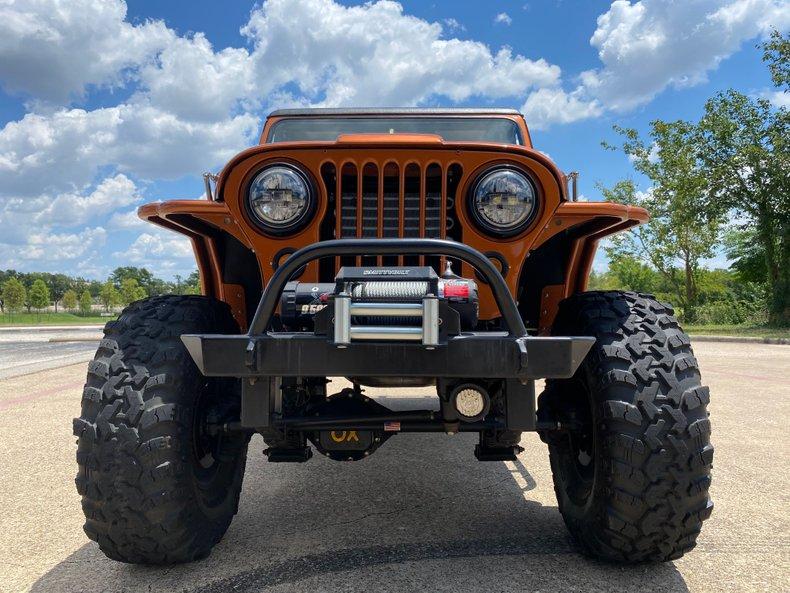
[265,115,526,146]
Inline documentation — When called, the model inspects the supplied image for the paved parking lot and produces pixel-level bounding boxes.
[0,327,101,380]
[0,341,787,593]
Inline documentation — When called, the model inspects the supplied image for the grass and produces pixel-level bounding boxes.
[0,311,115,326]
[684,324,790,339]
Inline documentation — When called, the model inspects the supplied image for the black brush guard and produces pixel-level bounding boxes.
[181,239,594,431]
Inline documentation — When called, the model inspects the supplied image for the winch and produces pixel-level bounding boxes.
[280,265,479,336]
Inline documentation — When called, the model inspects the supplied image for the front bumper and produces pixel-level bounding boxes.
[182,331,594,380]
[182,239,595,434]
[181,238,593,382]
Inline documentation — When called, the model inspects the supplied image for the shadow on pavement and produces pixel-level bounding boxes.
[32,395,690,593]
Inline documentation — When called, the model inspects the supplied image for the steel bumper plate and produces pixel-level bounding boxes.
[181,332,595,381]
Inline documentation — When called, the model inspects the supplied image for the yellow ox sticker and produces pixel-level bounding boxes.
[329,430,360,443]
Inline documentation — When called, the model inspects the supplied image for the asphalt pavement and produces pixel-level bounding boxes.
[0,327,102,380]
[0,340,787,593]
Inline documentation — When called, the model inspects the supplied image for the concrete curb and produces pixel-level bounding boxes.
[689,334,789,345]
[0,324,105,333]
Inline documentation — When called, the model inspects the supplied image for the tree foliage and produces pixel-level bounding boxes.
[593,252,766,325]
[0,267,200,318]
[762,29,789,91]
[28,279,50,312]
[79,290,93,316]
[99,281,121,312]
[601,119,720,316]
[110,266,171,296]
[120,278,147,306]
[2,278,26,315]
[598,38,789,326]
[62,289,78,311]
[696,89,789,324]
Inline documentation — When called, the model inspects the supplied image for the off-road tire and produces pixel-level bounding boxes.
[539,291,713,562]
[74,296,249,564]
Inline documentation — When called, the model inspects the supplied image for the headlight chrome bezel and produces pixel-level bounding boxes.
[467,164,540,238]
[245,162,317,236]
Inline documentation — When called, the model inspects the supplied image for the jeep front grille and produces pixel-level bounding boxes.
[319,161,462,275]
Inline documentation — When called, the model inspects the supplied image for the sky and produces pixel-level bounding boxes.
[0,0,787,280]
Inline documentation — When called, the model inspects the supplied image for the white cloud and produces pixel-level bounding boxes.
[242,0,559,106]
[0,105,258,197]
[138,33,255,122]
[760,89,790,108]
[521,87,603,130]
[0,173,146,278]
[35,174,140,227]
[1,226,108,268]
[117,229,195,275]
[108,209,147,230]
[443,18,465,33]
[581,0,790,111]
[30,227,108,260]
[0,174,141,242]
[495,12,513,26]
[0,0,172,102]
[0,0,571,202]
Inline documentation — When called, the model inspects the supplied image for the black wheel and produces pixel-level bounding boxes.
[74,295,249,564]
[538,291,713,562]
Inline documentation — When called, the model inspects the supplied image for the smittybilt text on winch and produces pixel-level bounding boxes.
[74,108,713,565]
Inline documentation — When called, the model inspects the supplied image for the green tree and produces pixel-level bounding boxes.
[88,280,103,298]
[603,119,722,318]
[724,228,767,285]
[184,271,201,295]
[28,279,50,317]
[99,281,121,312]
[762,29,789,90]
[597,177,717,319]
[62,289,78,312]
[47,273,72,312]
[2,277,26,318]
[79,290,93,316]
[120,278,147,306]
[696,90,789,324]
[109,267,169,295]
[607,253,660,293]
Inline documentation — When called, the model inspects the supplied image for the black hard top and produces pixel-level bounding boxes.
[268,107,522,117]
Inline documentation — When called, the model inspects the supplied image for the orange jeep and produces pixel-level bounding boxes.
[74,108,713,565]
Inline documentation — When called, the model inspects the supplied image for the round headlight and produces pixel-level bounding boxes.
[470,167,537,236]
[248,164,314,233]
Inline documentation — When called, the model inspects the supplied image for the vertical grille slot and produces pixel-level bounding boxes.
[361,163,378,265]
[320,162,338,281]
[339,163,358,268]
[425,163,442,270]
[445,163,464,275]
[382,162,400,266]
[361,163,378,238]
[340,163,358,238]
[425,164,442,239]
[403,164,421,239]
[403,163,420,266]
[382,163,400,238]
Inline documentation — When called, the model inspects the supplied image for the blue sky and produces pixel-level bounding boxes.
[0,0,787,279]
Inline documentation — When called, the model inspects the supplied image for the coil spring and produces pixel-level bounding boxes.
[351,281,429,299]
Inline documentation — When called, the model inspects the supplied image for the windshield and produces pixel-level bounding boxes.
[268,117,523,144]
